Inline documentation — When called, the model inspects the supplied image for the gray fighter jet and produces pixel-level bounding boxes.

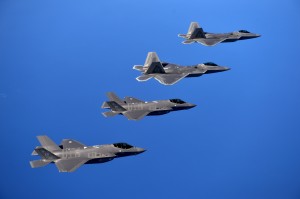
[178,22,260,46]
[30,135,145,172]
[101,92,196,120]
[133,52,230,85]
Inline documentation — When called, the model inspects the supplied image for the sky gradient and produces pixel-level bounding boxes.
[1,0,300,199]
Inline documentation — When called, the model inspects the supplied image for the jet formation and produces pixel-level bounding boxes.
[133,52,230,85]
[30,136,145,172]
[102,92,196,120]
[179,22,260,46]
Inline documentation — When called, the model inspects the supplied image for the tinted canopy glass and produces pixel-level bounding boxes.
[170,99,186,104]
[239,30,250,33]
[203,62,218,66]
[113,143,133,149]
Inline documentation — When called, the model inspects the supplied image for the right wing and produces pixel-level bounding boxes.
[55,158,88,172]
[154,74,189,85]
[196,38,227,46]
[60,139,86,149]
[123,110,150,121]
[124,97,145,104]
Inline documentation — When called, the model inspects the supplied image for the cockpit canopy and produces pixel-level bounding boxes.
[113,143,133,149]
[239,30,250,33]
[170,99,186,104]
[203,62,218,66]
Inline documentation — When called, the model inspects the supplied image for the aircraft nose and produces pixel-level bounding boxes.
[136,147,146,154]
[222,67,231,71]
[188,103,197,108]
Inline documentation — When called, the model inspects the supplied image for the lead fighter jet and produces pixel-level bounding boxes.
[30,135,145,172]
[101,92,196,120]
[178,22,260,46]
[133,52,230,85]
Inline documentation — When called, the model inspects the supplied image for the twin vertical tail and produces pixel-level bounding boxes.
[30,136,61,168]
[135,52,166,82]
[180,22,205,43]
[102,92,127,117]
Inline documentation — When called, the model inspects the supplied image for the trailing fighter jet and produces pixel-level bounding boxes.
[178,22,260,46]
[101,92,196,120]
[133,52,230,85]
[30,135,145,172]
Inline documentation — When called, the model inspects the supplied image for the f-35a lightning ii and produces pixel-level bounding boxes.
[30,135,145,172]
[101,92,196,120]
[178,22,260,46]
[133,52,230,85]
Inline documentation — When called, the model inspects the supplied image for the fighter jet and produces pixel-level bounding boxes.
[133,52,230,85]
[30,135,145,172]
[178,22,260,46]
[101,92,196,120]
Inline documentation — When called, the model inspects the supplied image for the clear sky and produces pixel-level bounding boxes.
[1,0,300,199]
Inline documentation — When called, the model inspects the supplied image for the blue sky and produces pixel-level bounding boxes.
[1,0,300,198]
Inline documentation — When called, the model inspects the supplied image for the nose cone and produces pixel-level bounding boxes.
[136,147,146,154]
[187,103,197,109]
[221,66,230,71]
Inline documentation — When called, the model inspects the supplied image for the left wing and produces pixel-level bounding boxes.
[123,110,150,121]
[55,158,88,172]
[154,74,189,85]
[196,38,227,46]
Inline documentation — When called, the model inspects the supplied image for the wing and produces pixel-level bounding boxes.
[55,158,88,172]
[123,110,150,120]
[196,38,227,46]
[60,139,86,149]
[154,74,189,85]
[124,97,144,104]
[182,40,195,44]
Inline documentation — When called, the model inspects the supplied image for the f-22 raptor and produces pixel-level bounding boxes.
[179,22,260,46]
[30,135,145,172]
[102,92,196,120]
[133,52,230,85]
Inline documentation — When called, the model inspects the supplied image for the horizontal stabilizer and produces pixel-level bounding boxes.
[102,111,119,117]
[124,97,144,104]
[30,159,52,168]
[35,147,59,160]
[101,101,110,109]
[37,136,61,151]
[123,110,150,120]
[154,73,189,85]
[133,65,144,71]
[182,40,194,44]
[61,139,86,149]
[55,158,88,172]
[136,75,153,82]
[106,101,126,112]
[178,34,187,38]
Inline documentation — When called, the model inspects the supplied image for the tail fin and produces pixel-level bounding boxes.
[144,52,160,67]
[143,52,165,74]
[106,101,126,112]
[30,159,52,168]
[188,22,205,39]
[37,136,61,151]
[34,147,59,160]
[106,92,125,106]
[188,22,200,35]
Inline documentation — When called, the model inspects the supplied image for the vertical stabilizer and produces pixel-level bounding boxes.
[37,136,61,151]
